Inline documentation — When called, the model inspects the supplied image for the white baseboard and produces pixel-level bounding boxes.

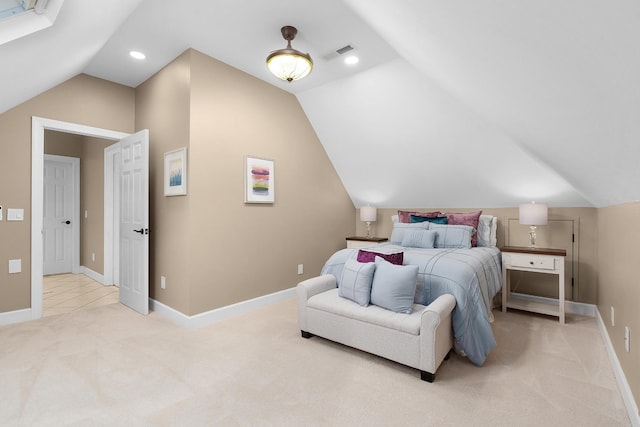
[150,287,297,329]
[80,266,106,285]
[509,292,596,317]
[596,308,640,426]
[0,308,33,326]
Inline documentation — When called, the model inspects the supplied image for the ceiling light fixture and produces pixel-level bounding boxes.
[344,55,359,65]
[266,26,313,82]
[129,50,146,60]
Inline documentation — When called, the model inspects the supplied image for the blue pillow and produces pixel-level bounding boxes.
[370,257,418,314]
[401,229,436,248]
[410,215,447,224]
[389,222,428,245]
[430,224,474,249]
[339,259,376,306]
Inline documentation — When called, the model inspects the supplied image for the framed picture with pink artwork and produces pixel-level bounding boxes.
[244,155,275,203]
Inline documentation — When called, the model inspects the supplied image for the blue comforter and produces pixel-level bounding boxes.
[321,244,502,366]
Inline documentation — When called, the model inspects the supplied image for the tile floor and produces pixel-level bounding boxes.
[43,273,119,317]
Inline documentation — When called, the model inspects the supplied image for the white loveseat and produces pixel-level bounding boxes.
[297,274,456,382]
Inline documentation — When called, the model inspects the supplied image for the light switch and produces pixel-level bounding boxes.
[0,205,3,221]
[7,209,24,221]
[9,259,21,274]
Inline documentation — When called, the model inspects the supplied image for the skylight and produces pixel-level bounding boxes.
[0,0,62,45]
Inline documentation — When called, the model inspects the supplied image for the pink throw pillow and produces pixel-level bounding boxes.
[357,250,404,265]
[445,211,482,247]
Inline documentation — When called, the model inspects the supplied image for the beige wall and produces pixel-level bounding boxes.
[597,202,640,408]
[136,49,355,316]
[361,207,598,304]
[0,74,135,312]
[79,136,113,274]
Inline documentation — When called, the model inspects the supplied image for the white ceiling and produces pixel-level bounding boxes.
[2,0,639,208]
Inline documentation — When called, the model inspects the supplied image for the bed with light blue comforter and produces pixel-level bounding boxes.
[321,244,502,366]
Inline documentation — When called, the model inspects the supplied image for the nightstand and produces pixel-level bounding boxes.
[501,246,567,324]
[345,236,388,249]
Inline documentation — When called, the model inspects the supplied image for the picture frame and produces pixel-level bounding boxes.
[164,147,187,196]
[244,155,275,203]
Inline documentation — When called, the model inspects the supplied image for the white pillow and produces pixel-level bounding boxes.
[477,215,497,247]
[339,259,376,306]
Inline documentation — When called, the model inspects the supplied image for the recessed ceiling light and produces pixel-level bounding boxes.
[129,51,146,60]
[344,55,359,65]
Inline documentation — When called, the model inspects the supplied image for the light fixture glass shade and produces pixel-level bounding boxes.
[519,202,548,225]
[266,26,313,82]
[360,206,377,222]
[267,51,312,82]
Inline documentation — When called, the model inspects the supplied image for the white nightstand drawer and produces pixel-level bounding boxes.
[508,253,555,270]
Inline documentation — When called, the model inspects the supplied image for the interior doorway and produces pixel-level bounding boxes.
[31,117,130,319]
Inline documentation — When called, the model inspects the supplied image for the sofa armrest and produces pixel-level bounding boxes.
[297,274,336,332]
[297,274,336,301]
[419,294,456,375]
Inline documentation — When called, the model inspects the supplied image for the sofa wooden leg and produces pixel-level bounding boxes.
[420,370,435,382]
[301,330,314,339]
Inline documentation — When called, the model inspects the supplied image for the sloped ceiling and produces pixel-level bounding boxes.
[2,0,638,208]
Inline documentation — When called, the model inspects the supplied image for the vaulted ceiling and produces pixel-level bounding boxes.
[2,0,638,208]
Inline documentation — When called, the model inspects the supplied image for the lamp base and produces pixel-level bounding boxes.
[528,225,537,248]
[365,221,372,238]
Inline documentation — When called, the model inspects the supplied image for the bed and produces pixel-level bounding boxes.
[320,212,502,366]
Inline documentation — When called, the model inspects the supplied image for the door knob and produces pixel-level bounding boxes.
[61,220,71,225]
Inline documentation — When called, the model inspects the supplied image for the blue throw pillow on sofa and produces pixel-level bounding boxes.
[339,259,376,306]
[370,257,418,314]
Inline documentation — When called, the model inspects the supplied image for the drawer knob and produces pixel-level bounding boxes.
[529,261,534,265]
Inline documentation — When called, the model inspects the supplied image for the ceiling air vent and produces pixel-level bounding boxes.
[336,45,354,55]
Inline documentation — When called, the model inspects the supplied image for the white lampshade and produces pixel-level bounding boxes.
[360,206,377,222]
[519,202,548,225]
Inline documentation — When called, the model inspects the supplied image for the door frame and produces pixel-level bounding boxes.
[43,154,81,275]
[31,117,129,319]
[104,143,121,287]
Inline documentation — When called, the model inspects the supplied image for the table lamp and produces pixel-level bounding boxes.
[519,202,548,248]
[360,206,377,238]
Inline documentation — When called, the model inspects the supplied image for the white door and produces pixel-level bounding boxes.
[119,130,150,315]
[43,155,79,275]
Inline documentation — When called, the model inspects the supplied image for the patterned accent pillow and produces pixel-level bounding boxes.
[339,259,376,306]
[357,249,404,265]
[397,210,441,223]
[445,211,482,246]
[410,215,448,224]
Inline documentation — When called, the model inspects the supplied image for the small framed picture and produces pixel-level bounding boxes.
[164,148,187,196]
[244,155,275,203]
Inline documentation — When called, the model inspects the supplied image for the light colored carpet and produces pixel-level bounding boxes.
[0,298,630,426]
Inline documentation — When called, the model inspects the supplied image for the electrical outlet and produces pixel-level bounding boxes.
[161,276,166,289]
[625,327,630,352]
[611,306,615,327]
[297,264,304,275]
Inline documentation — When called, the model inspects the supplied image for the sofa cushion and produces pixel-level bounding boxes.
[306,288,426,335]
[338,259,376,306]
[371,257,419,314]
